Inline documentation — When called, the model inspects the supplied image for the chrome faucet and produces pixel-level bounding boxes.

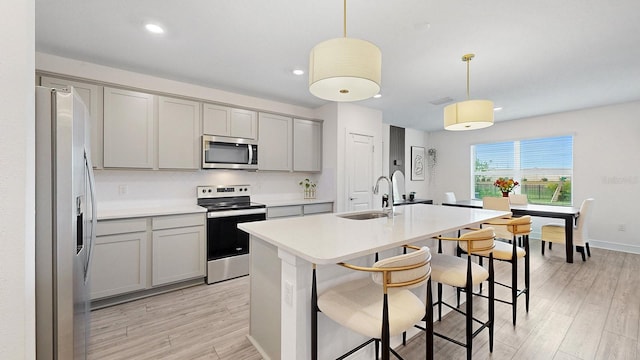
[373,175,394,215]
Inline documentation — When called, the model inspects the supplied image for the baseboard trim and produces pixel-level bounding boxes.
[589,240,640,254]
[247,335,271,360]
[90,278,204,310]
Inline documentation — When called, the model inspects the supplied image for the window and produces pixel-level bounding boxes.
[472,136,573,206]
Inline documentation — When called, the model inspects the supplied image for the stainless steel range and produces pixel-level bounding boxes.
[197,185,266,284]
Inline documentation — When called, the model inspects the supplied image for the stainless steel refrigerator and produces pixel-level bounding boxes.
[35,86,97,360]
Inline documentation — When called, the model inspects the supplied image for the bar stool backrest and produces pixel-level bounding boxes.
[459,228,495,253]
[507,215,532,235]
[372,247,431,290]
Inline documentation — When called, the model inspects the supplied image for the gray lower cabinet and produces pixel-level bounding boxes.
[91,218,148,300]
[151,214,206,286]
[267,202,333,219]
[91,213,206,300]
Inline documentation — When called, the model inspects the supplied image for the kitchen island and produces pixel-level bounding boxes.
[238,204,510,360]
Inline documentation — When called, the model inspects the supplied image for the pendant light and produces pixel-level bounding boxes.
[444,54,494,131]
[308,0,382,102]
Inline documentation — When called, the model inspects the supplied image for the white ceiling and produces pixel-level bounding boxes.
[35,0,640,131]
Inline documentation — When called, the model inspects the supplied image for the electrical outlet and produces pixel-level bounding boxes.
[617,224,626,232]
[118,184,128,195]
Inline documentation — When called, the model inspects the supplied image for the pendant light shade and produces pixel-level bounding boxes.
[309,38,381,102]
[444,54,494,131]
[444,100,494,130]
[308,0,381,102]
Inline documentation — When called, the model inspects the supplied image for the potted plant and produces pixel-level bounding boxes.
[299,178,317,199]
[493,177,519,197]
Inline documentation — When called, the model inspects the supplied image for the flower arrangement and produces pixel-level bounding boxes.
[493,177,519,195]
[299,178,317,199]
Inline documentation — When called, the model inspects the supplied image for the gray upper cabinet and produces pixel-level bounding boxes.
[158,96,201,169]
[203,103,257,140]
[40,76,103,168]
[103,87,155,169]
[258,113,292,171]
[293,119,322,172]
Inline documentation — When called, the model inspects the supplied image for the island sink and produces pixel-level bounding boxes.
[337,210,390,220]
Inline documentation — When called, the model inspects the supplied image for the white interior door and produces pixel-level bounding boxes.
[346,132,374,211]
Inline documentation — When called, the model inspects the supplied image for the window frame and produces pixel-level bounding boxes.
[470,135,574,206]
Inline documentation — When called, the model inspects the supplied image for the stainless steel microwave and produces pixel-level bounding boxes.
[202,135,258,170]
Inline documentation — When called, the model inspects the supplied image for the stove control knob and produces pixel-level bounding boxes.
[244,187,248,191]
[201,189,206,193]
[208,189,212,193]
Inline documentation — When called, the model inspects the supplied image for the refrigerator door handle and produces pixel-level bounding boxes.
[84,150,97,284]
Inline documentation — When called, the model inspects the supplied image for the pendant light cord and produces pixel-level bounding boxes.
[343,0,347,38]
[466,57,471,100]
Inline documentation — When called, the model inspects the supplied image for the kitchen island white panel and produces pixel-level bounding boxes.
[239,204,510,359]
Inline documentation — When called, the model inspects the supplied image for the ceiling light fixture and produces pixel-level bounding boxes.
[145,23,165,34]
[293,69,305,76]
[373,93,382,98]
[308,0,381,102]
[443,54,494,131]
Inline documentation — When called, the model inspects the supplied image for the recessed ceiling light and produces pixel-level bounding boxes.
[373,94,382,98]
[292,69,305,76]
[494,107,503,111]
[145,23,165,34]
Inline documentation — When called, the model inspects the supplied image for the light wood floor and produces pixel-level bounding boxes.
[90,240,640,359]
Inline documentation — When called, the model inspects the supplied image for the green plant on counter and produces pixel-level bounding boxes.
[299,178,316,189]
[299,178,317,199]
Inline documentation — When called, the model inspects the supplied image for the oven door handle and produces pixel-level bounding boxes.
[207,208,267,218]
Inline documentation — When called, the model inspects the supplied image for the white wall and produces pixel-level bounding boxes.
[334,103,384,212]
[404,128,430,199]
[94,169,319,206]
[428,101,640,252]
[0,1,36,359]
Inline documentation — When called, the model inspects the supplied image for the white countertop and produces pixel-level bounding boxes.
[238,204,510,265]
[97,201,206,220]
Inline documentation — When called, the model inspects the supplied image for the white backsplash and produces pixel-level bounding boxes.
[94,169,323,205]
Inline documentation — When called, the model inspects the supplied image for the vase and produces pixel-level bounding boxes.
[304,188,316,199]
[502,191,509,197]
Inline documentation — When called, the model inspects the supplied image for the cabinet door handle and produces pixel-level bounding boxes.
[349,197,356,201]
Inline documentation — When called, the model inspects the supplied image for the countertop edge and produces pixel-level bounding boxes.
[258,198,334,207]
[97,205,207,220]
[239,208,511,265]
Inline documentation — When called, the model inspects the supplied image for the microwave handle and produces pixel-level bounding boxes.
[248,144,253,165]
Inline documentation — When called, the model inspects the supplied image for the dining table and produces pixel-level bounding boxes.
[443,199,580,263]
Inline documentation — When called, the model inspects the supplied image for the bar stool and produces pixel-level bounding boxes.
[431,228,495,360]
[311,246,433,360]
[462,215,532,326]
